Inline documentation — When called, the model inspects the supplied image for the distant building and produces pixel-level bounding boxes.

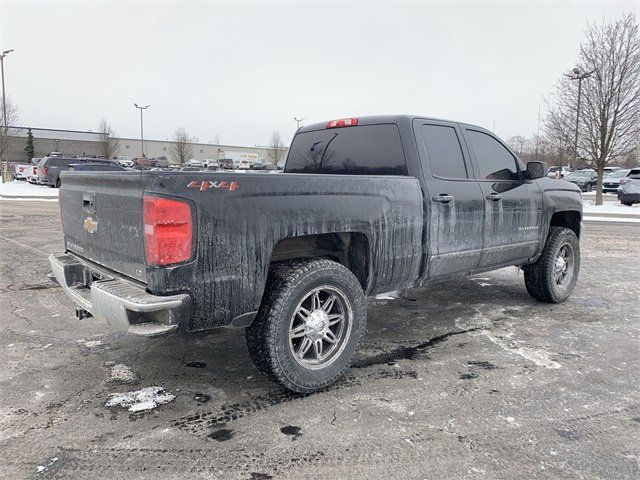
[4,126,288,165]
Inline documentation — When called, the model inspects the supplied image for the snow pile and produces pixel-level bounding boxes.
[583,200,639,215]
[106,386,175,412]
[375,291,401,300]
[0,180,59,199]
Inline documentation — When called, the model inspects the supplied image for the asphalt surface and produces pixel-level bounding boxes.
[1,200,638,479]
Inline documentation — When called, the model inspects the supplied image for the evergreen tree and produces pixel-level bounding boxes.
[24,128,35,161]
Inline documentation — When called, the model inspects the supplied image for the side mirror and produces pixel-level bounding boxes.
[526,161,547,180]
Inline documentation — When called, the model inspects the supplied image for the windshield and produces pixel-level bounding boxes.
[607,169,630,178]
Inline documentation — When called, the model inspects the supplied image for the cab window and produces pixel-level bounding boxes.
[466,130,519,181]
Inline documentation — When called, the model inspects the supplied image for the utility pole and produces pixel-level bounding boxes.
[1,49,14,182]
[564,67,594,168]
[134,103,150,158]
[535,103,541,160]
[293,117,304,129]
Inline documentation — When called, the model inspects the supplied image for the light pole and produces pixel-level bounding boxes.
[564,67,594,168]
[134,103,150,158]
[1,49,14,181]
[293,117,304,129]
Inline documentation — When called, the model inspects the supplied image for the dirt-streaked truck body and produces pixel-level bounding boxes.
[51,115,583,392]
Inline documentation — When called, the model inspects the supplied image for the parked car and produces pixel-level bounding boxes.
[13,163,32,180]
[68,163,127,172]
[202,159,219,169]
[219,158,234,170]
[565,170,597,192]
[116,156,134,167]
[618,168,640,206]
[186,159,203,167]
[602,169,631,193]
[547,165,571,179]
[27,165,39,184]
[603,166,621,175]
[51,114,582,393]
[38,156,113,187]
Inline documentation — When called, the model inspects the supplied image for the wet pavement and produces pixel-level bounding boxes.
[1,200,638,479]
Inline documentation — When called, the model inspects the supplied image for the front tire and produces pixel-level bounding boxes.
[523,227,580,303]
[246,259,367,393]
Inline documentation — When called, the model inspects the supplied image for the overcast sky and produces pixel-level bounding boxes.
[1,1,637,147]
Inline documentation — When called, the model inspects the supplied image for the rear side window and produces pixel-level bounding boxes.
[466,130,519,181]
[421,125,468,179]
[285,124,407,175]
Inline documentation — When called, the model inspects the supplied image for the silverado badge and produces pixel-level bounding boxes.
[83,217,98,234]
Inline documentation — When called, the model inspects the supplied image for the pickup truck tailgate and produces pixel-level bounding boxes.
[59,171,148,283]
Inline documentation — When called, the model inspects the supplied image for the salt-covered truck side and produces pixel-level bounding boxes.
[50,115,582,392]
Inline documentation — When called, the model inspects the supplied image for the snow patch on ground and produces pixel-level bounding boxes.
[0,180,59,198]
[36,456,58,474]
[106,386,176,412]
[375,291,401,300]
[107,364,139,384]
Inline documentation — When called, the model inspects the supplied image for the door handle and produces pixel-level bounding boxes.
[486,192,503,201]
[432,194,454,204]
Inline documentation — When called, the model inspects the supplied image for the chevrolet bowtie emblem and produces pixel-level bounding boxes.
[83,217,98,234]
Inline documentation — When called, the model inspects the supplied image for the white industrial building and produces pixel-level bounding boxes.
[5,126,287,165]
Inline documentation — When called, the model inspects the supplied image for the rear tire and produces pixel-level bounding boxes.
[246,258,366,393]
[523,227,580,303]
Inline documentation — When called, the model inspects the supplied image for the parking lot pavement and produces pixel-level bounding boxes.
[1,201,638,480]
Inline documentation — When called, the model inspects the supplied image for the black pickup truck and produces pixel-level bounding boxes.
[50,115,582,392]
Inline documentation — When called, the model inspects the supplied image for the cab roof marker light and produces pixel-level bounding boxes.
[326,118,359,129]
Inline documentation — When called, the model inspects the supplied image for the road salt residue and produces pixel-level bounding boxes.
[106,386,176,412]
[107,364,138,384]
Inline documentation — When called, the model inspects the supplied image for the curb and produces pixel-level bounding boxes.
[0,194,59,200]
[583,212,639,219]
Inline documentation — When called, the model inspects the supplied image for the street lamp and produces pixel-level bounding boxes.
[134,103,150,158]
[564,67,595,168]
[1,49,14,180]
[293,117,304,129]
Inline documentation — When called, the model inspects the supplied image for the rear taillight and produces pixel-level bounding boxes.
[326,118,358,128]
[143,195,193,266]
[42,166,48,176]
[620,178,628,185]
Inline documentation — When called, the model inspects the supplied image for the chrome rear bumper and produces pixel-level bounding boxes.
[49,253,190,337]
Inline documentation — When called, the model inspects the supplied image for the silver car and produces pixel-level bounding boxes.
[603,169,631,193]
[618,168,640,206]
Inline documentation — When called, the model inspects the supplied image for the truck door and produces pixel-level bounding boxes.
[463,128,543,268]
[414,120,484,278]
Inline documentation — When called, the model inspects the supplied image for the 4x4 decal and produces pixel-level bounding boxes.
[188,180,239,192]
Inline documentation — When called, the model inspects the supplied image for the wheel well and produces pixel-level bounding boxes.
[550,210,581,238]
[269,233,370,291]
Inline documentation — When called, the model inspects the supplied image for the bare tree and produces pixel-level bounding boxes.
[506,135,528,156]
[172,127,194,164]
[545,13,640,205]
[97,119,120,159]
[0,97,19,165]
[266,131,285,166]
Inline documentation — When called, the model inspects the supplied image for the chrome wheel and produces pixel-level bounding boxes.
[553,244,574,288]
[289,285,352,370]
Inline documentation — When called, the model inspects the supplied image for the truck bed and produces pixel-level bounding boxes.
[58,170,424,331]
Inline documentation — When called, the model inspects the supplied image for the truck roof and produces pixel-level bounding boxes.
[297,114,486,133]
